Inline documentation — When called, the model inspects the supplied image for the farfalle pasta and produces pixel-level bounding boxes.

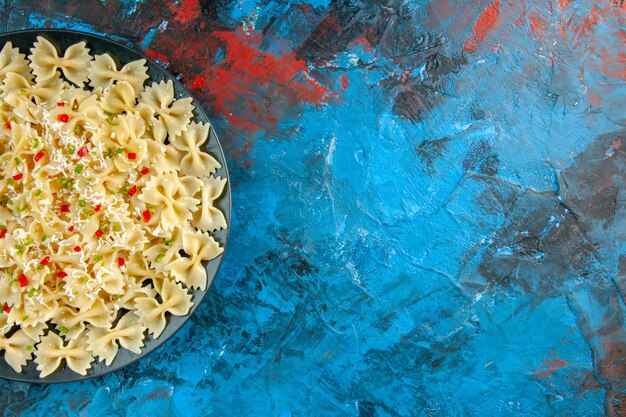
[0,37,227,377]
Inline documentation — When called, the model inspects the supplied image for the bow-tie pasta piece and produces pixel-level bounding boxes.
[165,230,223,291]
[0,42,33,80]
[144,226,186,273]
[0,330,34,372]
[170,122,221,177]
[140,80,194,139]
[87,312,146,366]
[135,279,193,338]
[139,172,200,232]
[88,53,149,95]
[193,176,228,232]
[28,36,92,85]
[53,299,114,340]
[35,332,94,377]
[101,81,137,114]
[2,73,65,105]
[3,92,40,124]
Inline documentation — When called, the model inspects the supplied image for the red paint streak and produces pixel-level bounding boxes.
[559,0,573,10]
[463,1,501,53]
[340,74,349,91]
[533,358,571,379]
[204,29,331,131]
[613,138,622,150]
[349,36,374,52]
[528,13,548,39]
[599,342,626,383]
[143,49,170,65]
[574,6,601,41]
[166,0,201,24]
[188,75,205,90]
[590,47,626,80]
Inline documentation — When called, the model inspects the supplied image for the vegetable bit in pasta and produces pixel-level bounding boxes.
[0,37,227,378]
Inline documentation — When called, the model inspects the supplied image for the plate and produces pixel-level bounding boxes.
[0,29,231,383]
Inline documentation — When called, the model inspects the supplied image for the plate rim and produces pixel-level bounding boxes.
[0,28,232,384]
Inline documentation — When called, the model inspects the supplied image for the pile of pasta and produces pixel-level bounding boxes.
[0,37,227,377]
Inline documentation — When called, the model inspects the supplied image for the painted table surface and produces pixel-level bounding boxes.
[0,0,624,416]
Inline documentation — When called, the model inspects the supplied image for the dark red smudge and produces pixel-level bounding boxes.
[147,27,335,132]
[532,357,570,379]
[166,0,202,24]
[188,75,206,90]
[528,12,548,40]
[463,1,501,52]
[143,49,170,66]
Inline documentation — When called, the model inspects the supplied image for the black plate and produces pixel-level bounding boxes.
[0,29,231,383]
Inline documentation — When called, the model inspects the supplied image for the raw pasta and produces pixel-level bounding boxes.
[0,37,227,377]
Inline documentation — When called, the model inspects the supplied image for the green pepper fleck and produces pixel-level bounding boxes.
[74,164,84,174]
[91,255,103,264]
[25,345,33,351]
[67,144,75,154]
[42,234,48,242]
[58,325,69,334]
[32,138,39,148]
[78,199,86,207]
[154,254,165,263]
[34,189,41,196]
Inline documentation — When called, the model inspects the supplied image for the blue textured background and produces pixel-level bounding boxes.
[1,0,625,415]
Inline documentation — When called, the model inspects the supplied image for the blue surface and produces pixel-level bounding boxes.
[1,0,625,415]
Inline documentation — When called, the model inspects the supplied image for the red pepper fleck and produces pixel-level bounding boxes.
[57,102,65,107]
[73,246,81,252]
[0,229,7,239]
[128,152,136,160]
[3,304,10,313]
[12,173,23,181]
[94,204,101,212]
[40,256,51,266]
[141,167,150,175]
[18,273,28,287]
[60,204,69,213]
[95,229,103,238]
[34,151,45,162]
[128,185,137,197]
[142,209,151,223]
[118,257,125,267]
[77,146,89,157]
[57,271,68,279]
[58,114,69,123]
[68,225,75,232]
[4,122,10,129]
